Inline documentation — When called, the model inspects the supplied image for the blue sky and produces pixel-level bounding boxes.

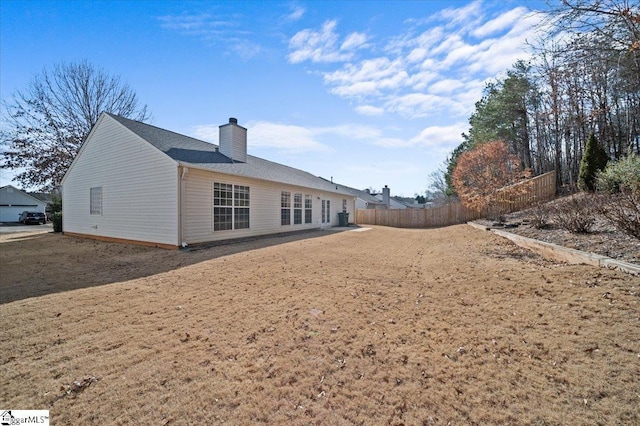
[1,0,546,196]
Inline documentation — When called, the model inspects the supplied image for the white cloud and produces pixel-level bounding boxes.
[191,125,219,143]
[410,123,467,149]
[428,79,465,95]
[229,39,262,59]
[192,120,399,153]
[355,105,385,116]
[407,70,439,91]
[316,124,382,140]
[341,32,368,51]
[472,7,528,38]
[384,93,458,119]
[157,13,263,59]
[286,2,543,126]
[247,121,331,152]
[158,14,211,31]
[406,47,428,63]
[286,5,305,21]
[435,0,484,28]
[157,13,235,36]
[192,122,329,153]
[431,33,465,57]
[324,57,409,97]
[288,20,357,63]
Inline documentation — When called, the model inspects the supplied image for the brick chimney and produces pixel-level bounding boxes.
[219,117,247,162]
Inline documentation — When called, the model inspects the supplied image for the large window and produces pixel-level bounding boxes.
[90,187,102,215]
[281,191,291,226]
[305,194,312,224]
[293,193,302,225]
[214,183,249,231]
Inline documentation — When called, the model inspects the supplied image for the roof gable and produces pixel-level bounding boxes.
[0,185,49,205]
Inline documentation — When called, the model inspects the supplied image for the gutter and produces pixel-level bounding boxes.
[179,166,188,248]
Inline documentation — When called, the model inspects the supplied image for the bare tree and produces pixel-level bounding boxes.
[544,0,640,51]
[427,162,454,205]
[1,60,150,190]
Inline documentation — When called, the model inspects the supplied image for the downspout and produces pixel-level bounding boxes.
[180,166,188,248]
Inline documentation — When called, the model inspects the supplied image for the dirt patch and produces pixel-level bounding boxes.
[1,226,639,424]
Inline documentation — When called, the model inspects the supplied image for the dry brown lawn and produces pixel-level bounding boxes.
[1,225,639,425]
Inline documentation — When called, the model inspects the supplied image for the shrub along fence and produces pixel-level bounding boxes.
[355,171,556,228]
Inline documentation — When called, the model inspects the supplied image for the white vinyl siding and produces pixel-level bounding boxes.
[62,115,179,246]
[182,168,356,244]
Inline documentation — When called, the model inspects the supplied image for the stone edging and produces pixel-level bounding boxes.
[467,221,640,276]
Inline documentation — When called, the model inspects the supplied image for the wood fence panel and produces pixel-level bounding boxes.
[355,171,556,228]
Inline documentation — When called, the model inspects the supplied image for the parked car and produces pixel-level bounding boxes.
[19,211,47,224]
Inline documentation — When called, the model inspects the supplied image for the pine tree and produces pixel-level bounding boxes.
[578,133,609,191]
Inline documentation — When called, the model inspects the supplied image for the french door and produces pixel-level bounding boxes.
[321,199,331,225]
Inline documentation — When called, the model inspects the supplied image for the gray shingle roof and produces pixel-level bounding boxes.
[319,178,385,204]
[106,113,352,196]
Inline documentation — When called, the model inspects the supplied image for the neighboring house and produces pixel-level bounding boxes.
[0,185,47,222]
[61,113,356,249]
[373,188,426,209]
[392,196,427,209]
[321,179,387,210]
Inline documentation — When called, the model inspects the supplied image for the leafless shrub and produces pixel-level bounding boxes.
[548,193,597,234]
[528,202,552,229]
[597,192,640,239]
[596,154,640,239]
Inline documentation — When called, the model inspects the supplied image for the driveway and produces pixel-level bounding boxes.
[0,222,53,234]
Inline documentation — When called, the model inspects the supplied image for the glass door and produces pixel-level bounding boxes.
[321,199,331,226]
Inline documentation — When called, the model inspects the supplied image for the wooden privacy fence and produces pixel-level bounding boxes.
[356,202,484,228]
[491,170,557,214]
[355,171,556,229]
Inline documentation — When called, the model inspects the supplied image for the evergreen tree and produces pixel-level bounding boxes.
[578,132,609,191]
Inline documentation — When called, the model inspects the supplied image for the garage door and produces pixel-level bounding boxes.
[0,206,37,222]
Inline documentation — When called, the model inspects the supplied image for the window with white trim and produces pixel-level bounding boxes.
[90,187,102,215]
[214,183,249,231]
[304,194,312,224]
[294,193,302,225]
[281,191,291,226]
[342,199,347,213]
[234,185,250,229]
[214,183,233,231]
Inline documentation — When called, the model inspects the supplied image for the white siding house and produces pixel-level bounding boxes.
[61,113,356,248]
[0,185,48,222]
